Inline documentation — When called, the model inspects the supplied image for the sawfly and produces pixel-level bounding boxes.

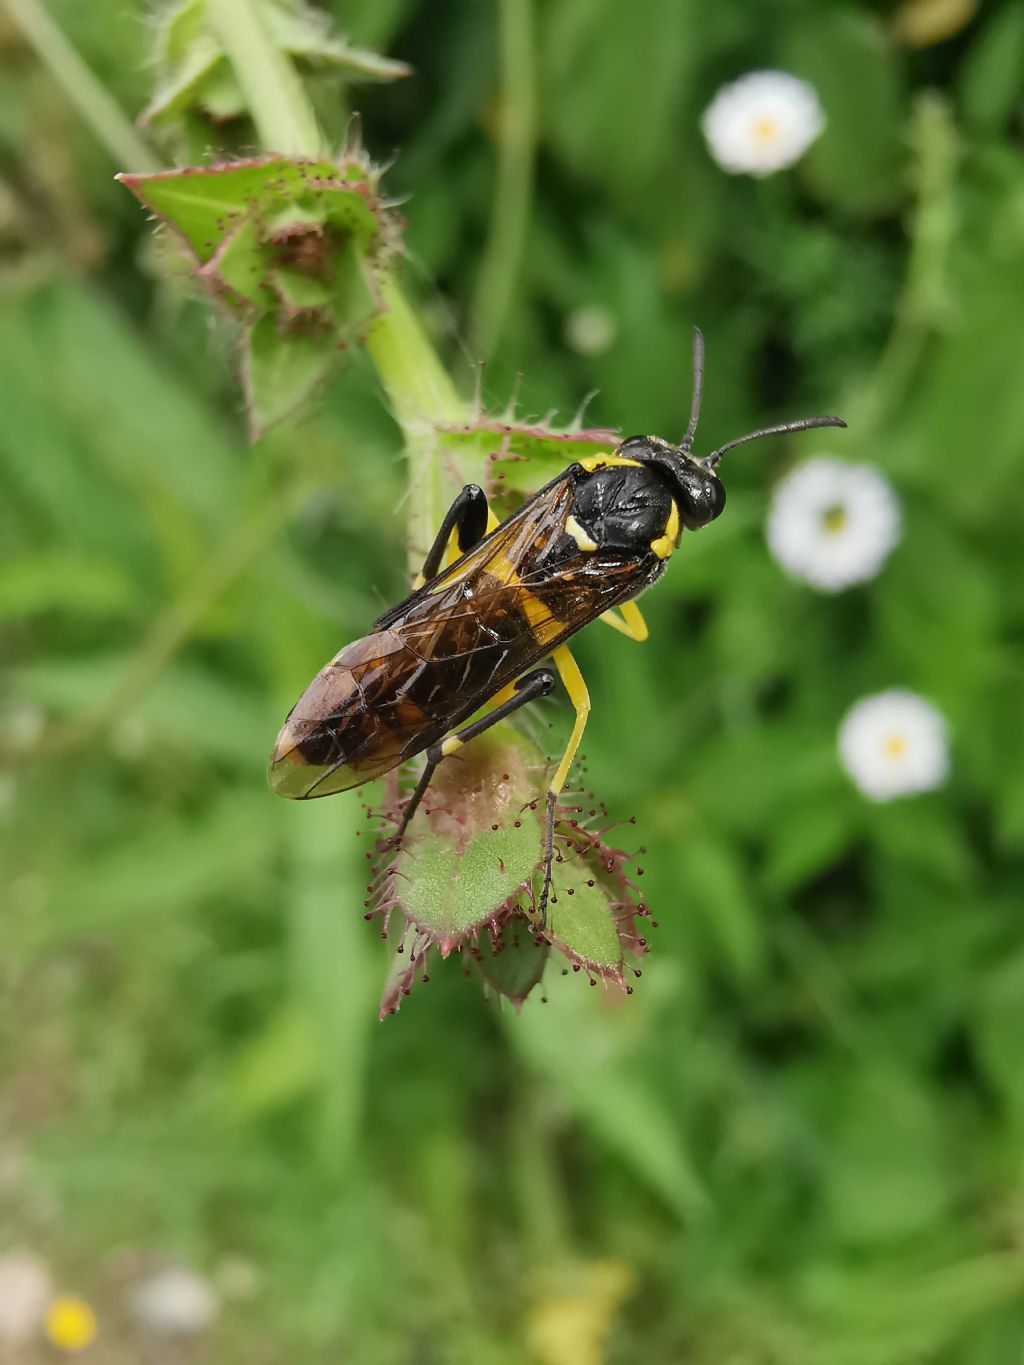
[270,331,845,922]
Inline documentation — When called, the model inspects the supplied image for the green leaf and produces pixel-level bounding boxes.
[194,58,247,119]
[197,214,274,310]
[384,728,546,951]
[120,155,400,434]
[437,418,619,498]
[675,832,764,984]
[0,555,143,622]
[270,264,333,313]
[765,796,857,892]
[401,818,543,941]
[545,838,625,975]
[689,726,839,839]
[18,653,271,765]
[473,919,550,1010]
[142,46,223,126]
[283,796,377,1162]
[141,0,217,127]
[35,795,275,949]
[540,0,698,201]
[959,3,1024,134]
[141,0,408,128]
[221,1003,320,1122]
[262,0,411,79]
[801,1254,1024,1364]
[163,0,208,60]
[973,950,1024,1124]
[782,9,904,214]
[825,1069,950,1244]
[243,314,336,438]
[866,799,975,891]
[509,972,710,1219]
[326,232,379,327]
[118,157,386,265]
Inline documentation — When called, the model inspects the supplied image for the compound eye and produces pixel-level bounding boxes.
[680,470,726,528]
[705,475,726,522]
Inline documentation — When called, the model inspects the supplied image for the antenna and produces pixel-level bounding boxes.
[702,415,846,469]
[680,327,704,453]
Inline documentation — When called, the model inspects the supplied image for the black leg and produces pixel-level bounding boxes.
[538,790,557,931]
[415,484,490,588]
[393,668,556,843]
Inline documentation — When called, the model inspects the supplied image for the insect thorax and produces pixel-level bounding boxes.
[569,463,676,555]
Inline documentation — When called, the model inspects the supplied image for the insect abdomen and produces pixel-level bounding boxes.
[269,629,443,799]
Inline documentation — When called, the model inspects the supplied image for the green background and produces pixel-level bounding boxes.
[4,0,1024,1361]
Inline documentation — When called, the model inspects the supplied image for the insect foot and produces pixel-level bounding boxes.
[369,733,648,1017]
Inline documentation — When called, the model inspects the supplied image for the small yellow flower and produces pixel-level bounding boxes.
[527,1260,633,1365]
[892,0,978,47]
[45,1296,97,1353]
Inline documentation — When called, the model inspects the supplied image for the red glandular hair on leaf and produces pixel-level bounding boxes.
[363,727,648,1019]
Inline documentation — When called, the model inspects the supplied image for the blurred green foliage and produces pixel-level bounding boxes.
[4,0,1024,1361]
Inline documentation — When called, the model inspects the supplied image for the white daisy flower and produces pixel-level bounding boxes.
[564,304,617,357]
[766,457,901,591]
[130,1265,218,1337]
[701,70,825,176]
[838,690,950,802]
[0,1253,53,1344]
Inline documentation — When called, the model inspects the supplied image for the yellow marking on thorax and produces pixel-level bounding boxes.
[650,498,680,560]
[577,454,642,474]
[565,514,597,552]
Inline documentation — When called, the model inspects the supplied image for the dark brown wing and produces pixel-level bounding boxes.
[384,473,654,694]
[269,473,655,799]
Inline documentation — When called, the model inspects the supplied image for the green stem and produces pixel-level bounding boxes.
[5,0,158,170]
[846,93,956,435]
[206,0,467,559]
[471,0,536,357]
[206,0,326,156]
[365,278,467,565]
[512,1091,573,1265]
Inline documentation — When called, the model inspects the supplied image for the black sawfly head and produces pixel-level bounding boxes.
[618,328,846,531]
[617,434,727,531]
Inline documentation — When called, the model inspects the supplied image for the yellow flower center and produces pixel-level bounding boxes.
[822,503,848,534]
[46,1297,98,1353]
[882,733,908,760]
[752,115,778,143]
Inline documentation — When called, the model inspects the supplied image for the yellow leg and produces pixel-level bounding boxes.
[550,644,591,796]
[598,600,648,642]
[535,643,591,926]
